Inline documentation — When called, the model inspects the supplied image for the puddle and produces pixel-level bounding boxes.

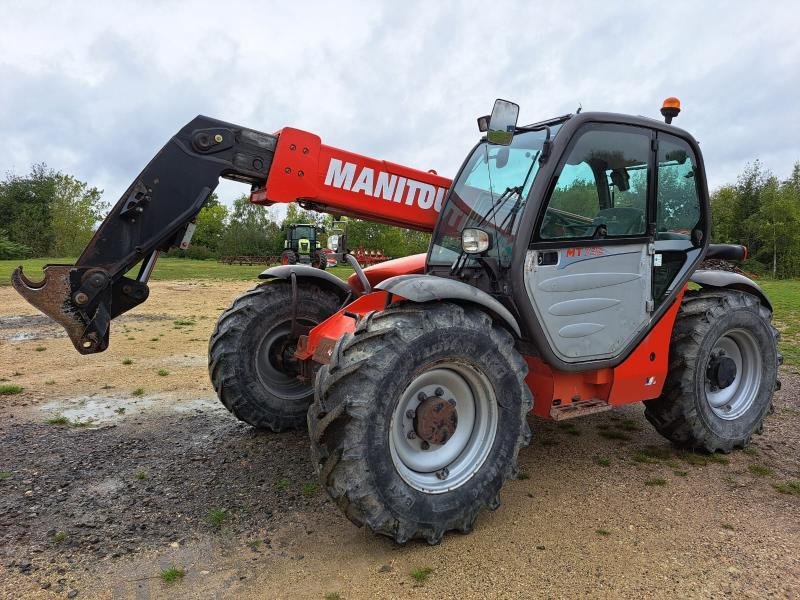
[39,394,224,424]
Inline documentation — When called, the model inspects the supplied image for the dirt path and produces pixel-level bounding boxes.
[1,282,798,599]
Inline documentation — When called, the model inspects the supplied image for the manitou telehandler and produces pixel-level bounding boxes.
[13,98,781,544]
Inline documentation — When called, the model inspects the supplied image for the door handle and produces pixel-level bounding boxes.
[537,251,559,266]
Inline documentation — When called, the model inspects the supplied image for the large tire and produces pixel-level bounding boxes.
[644,289,780,452]
[209,280,341,431]
[312,249,327,270]
[280,249,297,265]
[308,302,532,544]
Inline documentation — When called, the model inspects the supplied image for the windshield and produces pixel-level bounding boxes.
[291,225,315,240]
[429,126,560,268]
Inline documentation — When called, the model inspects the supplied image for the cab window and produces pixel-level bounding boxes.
[656,134,701,239]
[539,125,651,240]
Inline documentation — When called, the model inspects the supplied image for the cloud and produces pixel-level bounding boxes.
[1,0,798,213]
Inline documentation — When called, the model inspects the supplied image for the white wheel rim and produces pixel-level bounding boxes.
[705,329,762,421]
[389,362,498,494]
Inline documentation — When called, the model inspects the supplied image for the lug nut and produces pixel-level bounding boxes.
[405,409,415,419]
[407,431,416,440]
[420,441,430,450]
[436,467,449,480]
[448,398,456,406]
[417,392,427,402]
[435,387,444,396]
[74,292,89,305]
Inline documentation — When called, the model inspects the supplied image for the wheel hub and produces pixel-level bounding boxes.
[414,396,458,445]
[706,353,737,390]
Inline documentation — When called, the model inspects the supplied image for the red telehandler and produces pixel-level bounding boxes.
[13,99,781,544]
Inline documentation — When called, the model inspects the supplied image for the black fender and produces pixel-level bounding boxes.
[375,274,521,337]
[258,264,353,302]
[689,270,772,311]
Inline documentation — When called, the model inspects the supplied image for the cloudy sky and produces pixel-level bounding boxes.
[2,0,798,211]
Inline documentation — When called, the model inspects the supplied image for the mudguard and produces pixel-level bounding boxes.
[375,274,521,337]
[689,270,772,311]
[258,264,354,300]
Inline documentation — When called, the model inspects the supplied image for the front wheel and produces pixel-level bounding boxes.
[644,289,780,452]
[309,302,532,544]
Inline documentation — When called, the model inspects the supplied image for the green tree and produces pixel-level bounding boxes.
[49,173,107,256]
[191,193,228,253]
[218,194,282,256]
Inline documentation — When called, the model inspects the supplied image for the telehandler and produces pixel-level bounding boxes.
[13,98,780,544]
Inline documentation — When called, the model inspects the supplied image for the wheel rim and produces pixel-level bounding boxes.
[254,320,314,400]
[704,329,762,420]
[389,362,498,494]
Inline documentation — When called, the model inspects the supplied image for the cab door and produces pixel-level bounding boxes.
[524,124,655,363]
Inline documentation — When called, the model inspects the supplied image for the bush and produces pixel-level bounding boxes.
[0,232,32,259]
[166,245,216,260]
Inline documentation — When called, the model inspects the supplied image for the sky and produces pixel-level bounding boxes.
[1,0,799,213]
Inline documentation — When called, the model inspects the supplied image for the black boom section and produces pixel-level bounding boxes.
[12,116,277,354]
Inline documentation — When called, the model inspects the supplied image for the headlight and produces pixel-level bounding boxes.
[461,228,491,254]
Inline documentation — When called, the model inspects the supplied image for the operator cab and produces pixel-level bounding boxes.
[428,98,710,370]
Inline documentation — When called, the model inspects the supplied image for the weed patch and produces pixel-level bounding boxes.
[0,384,22,395]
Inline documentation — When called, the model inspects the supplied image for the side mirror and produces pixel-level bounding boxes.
[486,99,519,146]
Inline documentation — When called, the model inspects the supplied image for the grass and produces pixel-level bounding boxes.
[595,528,611,536]
[132,387,145,396]
[772,480,800,495]
[748,464,774,477]
[157,368,169,377]
[160,565,186,583]
[276,478,291,491]
[45,379,55,385]
[34,345,46,352]
[595,457,611,467]
[207,508,229,528]
[645,477,668,486]
[0,384,23,395]
[173,318,196,328]
[122,358,133,365]
[410,566,433,583]
[759,279,800,367]
[53,531,68,543]
[0,470,11,480]
[325,594,342,600]
[301,482,318,497]
[135,470,147,480]
[598,429,630,441]
[721,523,735,531]
[46,415,70,425]
[0,257,354,288]
[517,471,531,480]
[557,421,581,436]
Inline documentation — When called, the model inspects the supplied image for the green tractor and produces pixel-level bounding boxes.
[280,223,327,269]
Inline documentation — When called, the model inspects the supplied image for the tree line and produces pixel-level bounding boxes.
[2,160,800,278]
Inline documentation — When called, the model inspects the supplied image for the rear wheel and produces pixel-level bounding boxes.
[309,302,532,544]
[644,289,780,452]
[209,280,341,431]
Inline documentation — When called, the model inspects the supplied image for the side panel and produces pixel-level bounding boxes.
[253,127,452,232]
[525,288,685,417]
[524,244,652,362]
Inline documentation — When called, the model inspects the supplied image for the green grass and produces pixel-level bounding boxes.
[0,384,22,395]
[410,566,433,583]
[0,470,11,480]
[157,368,169,377]
[595,528,611,536]
[645,477,668,486]
[324,594,342,600]
[122,358,133,365]
[53,531,68,543]
[46,415,70,425]
[34,345,46,352]
[132,388,145,397]
[517,471,531,480]
[207,508,229,528]
[748,464,774,477]
[598,429,630,441]
[301,482,319,497]
[160,565,185,583]
[45,379,55,385]
[772,480,800,495]
[135,470,147,480]
[276,478,291,491]
[758,280,800,367]
[0,257,354,287]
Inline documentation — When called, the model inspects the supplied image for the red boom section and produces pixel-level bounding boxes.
[250,127,453,232]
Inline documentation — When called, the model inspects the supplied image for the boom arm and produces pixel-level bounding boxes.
[11,116,451,354]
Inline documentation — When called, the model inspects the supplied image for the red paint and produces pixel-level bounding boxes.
[347,253,426,294]
[524,288,686,417]
[251,128,452,232]
[295,291,397,362]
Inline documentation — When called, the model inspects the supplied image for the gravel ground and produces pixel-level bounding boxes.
[0,281,798,599]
